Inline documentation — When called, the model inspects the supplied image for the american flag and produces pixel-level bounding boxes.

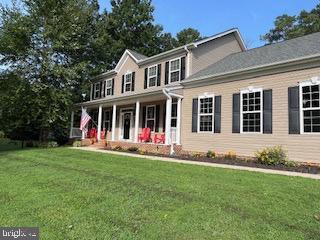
[80,108,91,130]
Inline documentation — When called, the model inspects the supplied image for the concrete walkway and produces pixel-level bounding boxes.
[71,146,320,180]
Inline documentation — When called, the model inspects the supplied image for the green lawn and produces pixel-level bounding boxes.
[0,148,319,240]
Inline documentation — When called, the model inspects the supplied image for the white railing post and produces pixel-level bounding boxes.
[111,104,117,141]
[134,101,140,142]
[165,98,172,145]
[176,98,181,145]
[69,110,74,138]
[97,105,102,141]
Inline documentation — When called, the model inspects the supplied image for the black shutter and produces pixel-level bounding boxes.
[101,81,105,98]
[155,105,160,132]
[232,93,241,133]
[121,75,124,93]
[131,72,135,91]
[192,98,198,132]
[91,83,94,100]
[263,89,272,134]
[165,61,169,85]
[99,81,102,98]
[157,64,161,86]
[142,106,146,128]
[180,56,186,80]
[288,86,300,134]
[214,96,221,133]
[109,110,112,131]
[162,103,166,132]
[111,78,114,95]
[144,68,148,89]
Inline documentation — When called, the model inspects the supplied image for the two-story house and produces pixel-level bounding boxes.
[71,28,320,163]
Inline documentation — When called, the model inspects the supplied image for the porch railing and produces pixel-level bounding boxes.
[70,128,82,138]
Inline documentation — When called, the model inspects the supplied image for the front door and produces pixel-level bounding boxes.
[123,112,131,140]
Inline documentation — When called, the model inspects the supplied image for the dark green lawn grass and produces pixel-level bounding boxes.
[0,148,319,239]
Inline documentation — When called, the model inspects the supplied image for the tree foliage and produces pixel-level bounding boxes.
[262,3,320,43]
[0,0,203,142]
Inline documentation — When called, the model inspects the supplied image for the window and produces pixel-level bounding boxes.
[198,95,214,132]
[171,102,177,127]
[146,105,156,131]
[301,82,320,133]
[241,88,262,133]
[104,111,111,131]
[148,65,157,88]
[169,58,180,83]
[105,79,112,96]
[94,82,101,99]
[124,73,132,92]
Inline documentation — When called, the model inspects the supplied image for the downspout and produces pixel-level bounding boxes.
[162,88,174,155]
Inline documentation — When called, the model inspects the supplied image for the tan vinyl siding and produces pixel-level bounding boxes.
[191,33,243,75]
[181,66,320,163]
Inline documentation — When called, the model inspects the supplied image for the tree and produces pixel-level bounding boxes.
[262,3,320,43]
[175,28,202,46]
[0,0,102,142]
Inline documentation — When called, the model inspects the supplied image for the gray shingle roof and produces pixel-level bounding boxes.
[127,49,148,60]
[187,32,320,81]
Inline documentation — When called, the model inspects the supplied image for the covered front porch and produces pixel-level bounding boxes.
[70,89,183,148]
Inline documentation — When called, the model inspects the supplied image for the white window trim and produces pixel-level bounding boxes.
[124,72,132,93]
[197,93,215,133]
[103,110,111,131]
[171,102,177,127]
[169,57,181,84]
[240,87,263,134]
[299,76,320,134]
[105,79,113,96]
[93,82,101,99]
[145,105,156,132]
[147,64,158,88]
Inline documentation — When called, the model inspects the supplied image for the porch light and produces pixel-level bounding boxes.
[82,93,86,101]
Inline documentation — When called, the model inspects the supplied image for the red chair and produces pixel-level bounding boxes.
[89,128,97,139]
[138,128,151,142]
[154,133,165,144]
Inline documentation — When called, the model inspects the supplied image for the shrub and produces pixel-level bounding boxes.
[224,151,237,160]
[191,152,203,158]
[0,131,5,138]
[39,141,59,148]
[127,146,139,152]
[138,149,147,155]
[206,150,216,159]
[25,141,39,148]
[72,140,82,147]
[255,146,288,165]
[113,145,123,151]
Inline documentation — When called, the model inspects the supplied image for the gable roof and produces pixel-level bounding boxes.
[92,28,246,81]
[127,49,148,61]
[186,32,320,82]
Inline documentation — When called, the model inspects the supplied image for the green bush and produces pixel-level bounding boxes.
[72,140,82,147]
[206,150,216,158]
[0,131,5,138]
[127,146,139,152]
[191,152,203,158]
[255,146,288,165]
[39,141,59,148]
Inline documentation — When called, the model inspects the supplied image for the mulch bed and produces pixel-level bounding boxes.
[103,147,320,175]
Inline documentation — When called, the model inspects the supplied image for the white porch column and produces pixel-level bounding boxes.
[69,110,74,138]
[176,98,182,145]
[97,104,102,141]
[81,107,86,140]
[134,100,140,142]
[165,98,172,145]
[111,104,117,141]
